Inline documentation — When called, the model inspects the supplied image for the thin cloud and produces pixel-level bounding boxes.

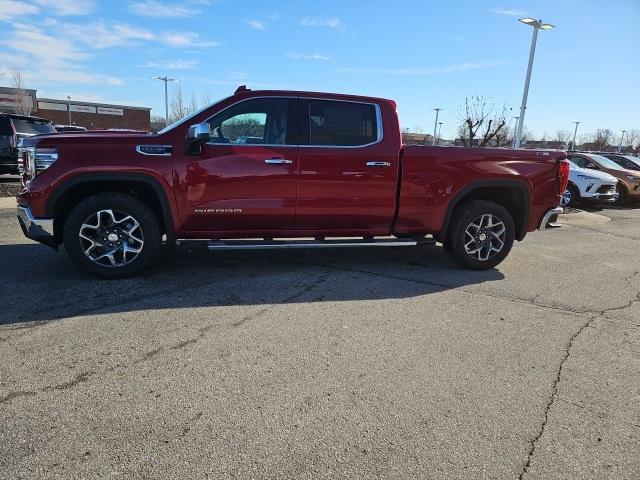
[300,16,344,30]
[245,19,266,30]
[0,1,40,21]
[139,59,200,70]
[338,61,506,76]
[286,52,331,61]
[34,0,96,16]
[129,0,211,18]
[490,7,527,17]
[161,31,219,48]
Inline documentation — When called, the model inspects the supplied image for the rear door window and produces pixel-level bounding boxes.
[303,100,379,147]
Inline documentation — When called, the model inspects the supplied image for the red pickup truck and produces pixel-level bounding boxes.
[16,87,568,278]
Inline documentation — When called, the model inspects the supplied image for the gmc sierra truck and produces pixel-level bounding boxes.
[16,87,568,278]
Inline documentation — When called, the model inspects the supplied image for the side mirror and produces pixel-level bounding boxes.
[585,163,598,169]
[185,123,210,155]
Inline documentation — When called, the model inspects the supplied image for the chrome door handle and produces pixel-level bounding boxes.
[366,161,391,167]
[265,158,293,165]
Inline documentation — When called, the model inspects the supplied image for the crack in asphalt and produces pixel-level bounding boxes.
[0,272,331,406]
[288,260,596,319]
[566,224,640,243]
[518,269,640,479]
[517,313,598,479]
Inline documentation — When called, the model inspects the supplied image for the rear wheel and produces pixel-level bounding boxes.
[446,200,515,270]
[63,193,162,279]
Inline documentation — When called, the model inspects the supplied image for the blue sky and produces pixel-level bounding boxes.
[0,0,638,139]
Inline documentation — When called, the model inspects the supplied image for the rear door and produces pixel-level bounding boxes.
[295,99,398,234]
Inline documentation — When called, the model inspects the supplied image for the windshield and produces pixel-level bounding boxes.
[591,154,625,170]
[12,118,56,136]
[157,95,231,135]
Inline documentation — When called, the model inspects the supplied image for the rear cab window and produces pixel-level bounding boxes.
[300,99,380,147]
[11,118,56,136]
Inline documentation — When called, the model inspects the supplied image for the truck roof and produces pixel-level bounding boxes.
[233,85,397,109]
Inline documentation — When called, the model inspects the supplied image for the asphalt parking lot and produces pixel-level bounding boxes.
[1,198,638,479]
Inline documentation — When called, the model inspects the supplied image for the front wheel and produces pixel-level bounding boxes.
[561,184,578,208]
[447,200,515,270]
[63,193,162,279]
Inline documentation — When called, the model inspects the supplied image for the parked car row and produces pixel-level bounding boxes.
[561,152,640,207]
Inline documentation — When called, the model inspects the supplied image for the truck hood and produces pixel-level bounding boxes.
[22,131,153,147]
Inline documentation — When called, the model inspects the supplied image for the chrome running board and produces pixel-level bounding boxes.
[176,237,435,251]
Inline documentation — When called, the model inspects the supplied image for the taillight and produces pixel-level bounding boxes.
[558,159,570,194]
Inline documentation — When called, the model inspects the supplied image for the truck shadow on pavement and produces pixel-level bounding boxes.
[0,243,504,326]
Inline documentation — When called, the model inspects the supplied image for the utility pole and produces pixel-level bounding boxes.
[511,116,519,148]
[514,18,555,148]
[152,76,177,126]
[67,96,72,125]
[432,108,441,145]
[437,122,443,145]
[571,121,580,150]
[618,130,626,153]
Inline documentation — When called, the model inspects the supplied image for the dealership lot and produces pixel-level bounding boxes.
[0,199,638,479]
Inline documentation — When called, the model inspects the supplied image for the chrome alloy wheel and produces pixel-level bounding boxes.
[78,209,144,267]
[560,189,572,207]
[463,214,506,262]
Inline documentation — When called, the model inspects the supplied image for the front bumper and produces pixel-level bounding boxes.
[538,207,563,230]
[16,206,57,249]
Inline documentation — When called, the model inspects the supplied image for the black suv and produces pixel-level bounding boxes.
[0,113,57,174]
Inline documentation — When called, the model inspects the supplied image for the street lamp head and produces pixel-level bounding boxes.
[519,17,538,26]
[519,18,555,30]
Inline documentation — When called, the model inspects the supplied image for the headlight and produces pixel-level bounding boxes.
[577,174,597,180]
[21,147,58,178]
[625,175,640,181]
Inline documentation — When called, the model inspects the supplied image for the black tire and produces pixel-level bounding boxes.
[561,184,579,208]
[614,182,628,206]
[446,200,515,270]
[63,193,162,279]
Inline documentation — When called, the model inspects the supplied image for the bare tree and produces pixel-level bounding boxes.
[169,84,186,123]
[554,129,571,145]
[625,129,640,150]
[591,129,614,151]
[457,95,508,147]
[150,115,167,132]
[11,69,32,115]
[189,90,198,115]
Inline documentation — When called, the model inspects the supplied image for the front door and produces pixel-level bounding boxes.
[175,97,298,233]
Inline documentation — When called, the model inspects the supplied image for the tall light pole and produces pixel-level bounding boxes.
[514,18,555,148]
[432,108,441,145]
[511,116,519,148]
[437,122,443,145]
[571,121,581,150]
[152,76,177,126]
[618,130,627,153]
[67,96,72,125]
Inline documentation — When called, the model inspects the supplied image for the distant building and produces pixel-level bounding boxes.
[0,86,151,131]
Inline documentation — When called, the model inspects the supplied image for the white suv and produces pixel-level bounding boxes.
[562,160,618,207]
